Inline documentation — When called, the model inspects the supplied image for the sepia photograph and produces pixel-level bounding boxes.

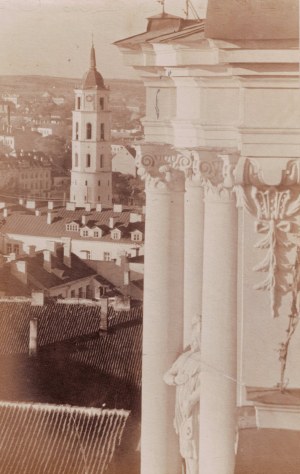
[0,0,299,473]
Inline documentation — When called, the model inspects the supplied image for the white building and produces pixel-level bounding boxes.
[112,144,136,176]
[0,205,144,263]
[116,1,300,474]
[70,44,112,208]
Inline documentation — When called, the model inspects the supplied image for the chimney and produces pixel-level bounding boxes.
[43,249,52,272]
[99,298,108,332]
[48,201,54,210]
[11,260,28,285]
[81,214,88,226]
[27,245,36,258]
[35,209,41,217]
[31,291,44,306]
[26,200,36,209]
[0,202,6,209]
[29,318,38,357]
[47,240,61,257]
[124,270,130,286]
[47,212,53,225]
[3,208,8,218]
[85,203,92,212]
[66,202,76,211]
[62,237,72,267]
[96,203,102,212]
[129,212,142,223]
[19,198,25,206]
[109,216,118,229]
[113,204,123,213]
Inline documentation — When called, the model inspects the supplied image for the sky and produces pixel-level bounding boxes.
[0,0,206,80]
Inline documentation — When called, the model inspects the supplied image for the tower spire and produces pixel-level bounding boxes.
[90,40,96,70]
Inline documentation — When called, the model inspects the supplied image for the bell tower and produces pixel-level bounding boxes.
[70,44,112,208]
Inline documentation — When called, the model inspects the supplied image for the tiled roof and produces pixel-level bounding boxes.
[1,207,144,243]
[0,301,142,389]
[70,307,142,389]
[25,250,96,289]
[0,401,129,474]
[0,301,102,353]
[0,266,32,296]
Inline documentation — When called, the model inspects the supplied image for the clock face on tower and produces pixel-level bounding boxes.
[86,95,94,102]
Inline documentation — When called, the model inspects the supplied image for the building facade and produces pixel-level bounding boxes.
[70,45,112,208]
[116,2,300,474]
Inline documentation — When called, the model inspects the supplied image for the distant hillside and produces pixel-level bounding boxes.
[0,75,145,110]
[0,75,143,93]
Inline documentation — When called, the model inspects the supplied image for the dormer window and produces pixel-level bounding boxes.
[112,229,121,240]
[131,230,143,242]
[82,230,89,237]
[94,231,99,238]
[66,222,79,232]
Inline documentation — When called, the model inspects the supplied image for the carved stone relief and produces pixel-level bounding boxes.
[235,158,300,318]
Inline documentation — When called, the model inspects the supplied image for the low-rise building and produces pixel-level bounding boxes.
[0,204,144,263]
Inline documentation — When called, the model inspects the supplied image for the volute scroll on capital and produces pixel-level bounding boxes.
[134,145,185,193]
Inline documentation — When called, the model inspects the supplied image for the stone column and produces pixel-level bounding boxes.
[137,147,185,474]
[199,155,238,474]
[179,151,205,346]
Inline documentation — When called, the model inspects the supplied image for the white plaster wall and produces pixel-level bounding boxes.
[2,233,143,261]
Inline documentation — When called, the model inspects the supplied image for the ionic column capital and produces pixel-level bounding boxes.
[135,144,185,193]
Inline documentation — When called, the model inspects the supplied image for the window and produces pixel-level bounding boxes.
[82,230,89,237]
[94,231,99,238]
[6,243,12,254]
[104,252,111,261]
[78,287,83,298]
[86,154,91,167]
[98,180,101,186]
[70,290,75,298]
[85,180,88,186]
[75,153,78,167]
[100,97,104,110]
[66,223,79,232]
[100,123,104,140]
[75,122,79,140]
[77,97,81,110]
[112,232,120,240]
[133,233,142,242]
[13,244,19,255]
[86,123,92,139]
[100,155,104,168]
[98,196,100,201]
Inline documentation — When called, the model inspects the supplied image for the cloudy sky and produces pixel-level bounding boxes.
[0,0,206,80]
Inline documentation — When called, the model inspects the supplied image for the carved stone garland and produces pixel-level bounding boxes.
[235,184,300,318]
